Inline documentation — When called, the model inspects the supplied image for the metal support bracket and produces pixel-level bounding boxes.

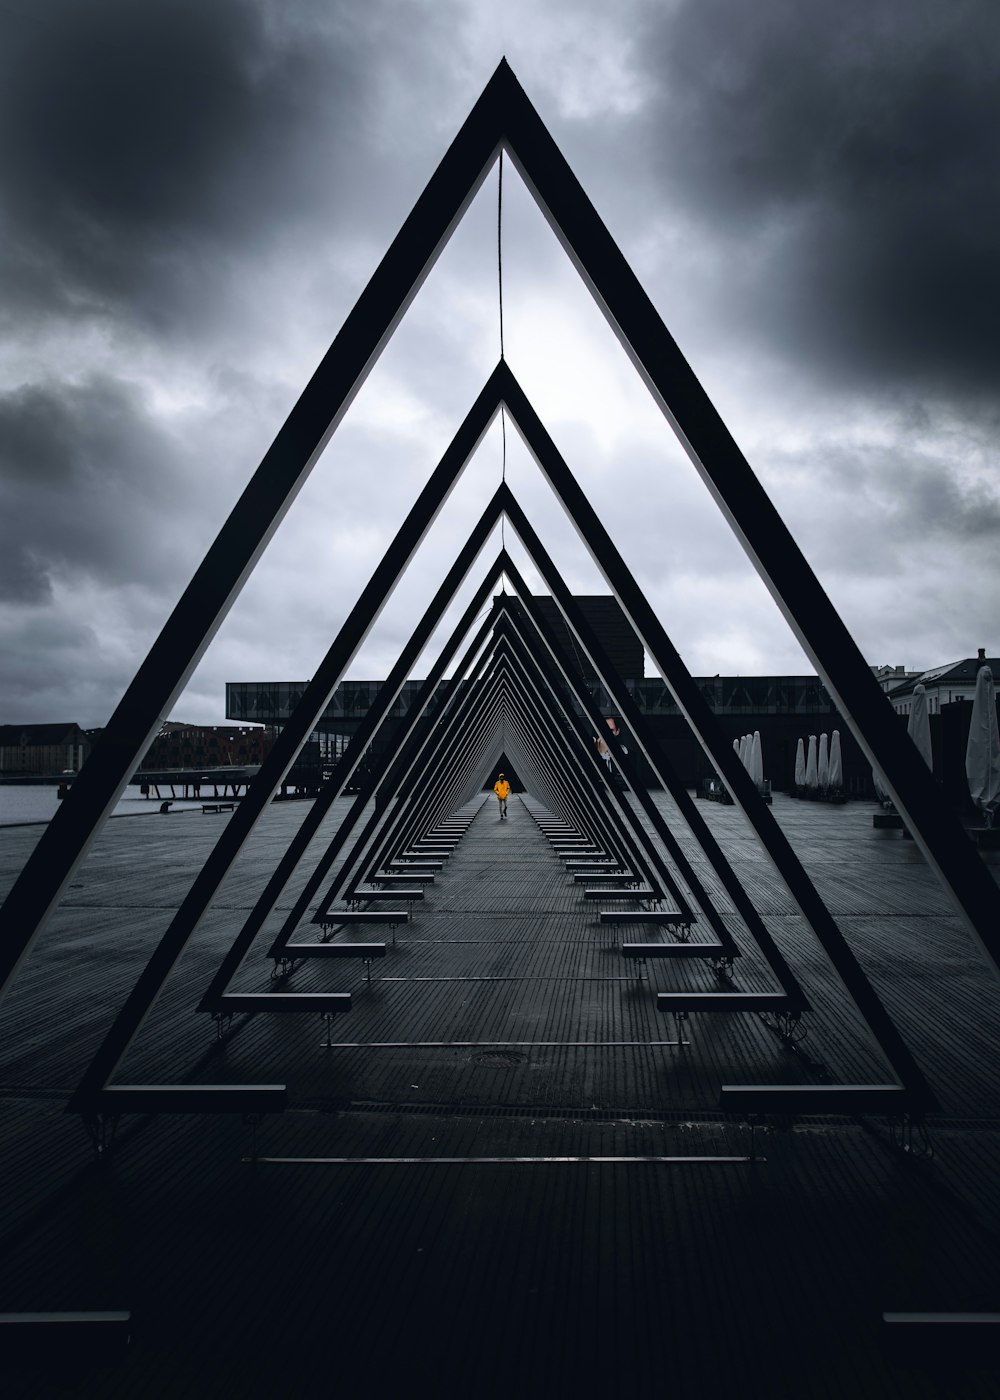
[213,1012,235,1041]
[887,1113,934,1159]
[82,1112,120,1159]
[759,1010,805,1046]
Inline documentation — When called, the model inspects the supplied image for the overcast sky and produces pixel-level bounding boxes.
[2,0,998,728]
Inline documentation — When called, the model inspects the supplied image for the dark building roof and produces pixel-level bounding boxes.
[888,656,1000,701]
[494,595,643,683]
[0,722,86,745]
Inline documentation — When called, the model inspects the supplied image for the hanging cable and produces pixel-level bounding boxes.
[500,404,507,554]
[497,147,505,362]
[498,147,507,571]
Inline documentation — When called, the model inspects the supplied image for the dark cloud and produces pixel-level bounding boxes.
[0,376,197,600]
[637,0,1000,394]
[0,0,368,336]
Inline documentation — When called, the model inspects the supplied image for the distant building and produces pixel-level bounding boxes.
[870,663,923,695]
[493,595,644,684]
[887,648,998,715]
[0,723,90,775]
[140,722,274,771]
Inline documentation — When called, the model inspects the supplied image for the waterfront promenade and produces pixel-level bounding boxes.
[1,791,999,1397]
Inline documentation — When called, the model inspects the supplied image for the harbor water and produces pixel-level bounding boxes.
[0,785,207,826]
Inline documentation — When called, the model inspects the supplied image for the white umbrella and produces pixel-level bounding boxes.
[805,735,819,791]
[871,764,891,805]
[751,730,764,788]
[829,730,843,791]
[907,683,933,769]
[739,734,749,768]
[966,665,1000,825]
[732,737,740,758]
[794,738,806,790]
[818,733,830,790]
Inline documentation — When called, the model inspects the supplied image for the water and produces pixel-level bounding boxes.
[0,785,206,826]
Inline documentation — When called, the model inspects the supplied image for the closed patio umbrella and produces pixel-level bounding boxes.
[871,764,891,805]
[818,733,830,790]
[805,735,819,792]
[829,730,843,792]
[751,730,764,788]
[794,738,806,791]
[907,683,933,769]
[966,665,1000,825]
[739,734,749,768]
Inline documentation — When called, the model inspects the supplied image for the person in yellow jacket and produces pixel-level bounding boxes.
[493,772,511,820]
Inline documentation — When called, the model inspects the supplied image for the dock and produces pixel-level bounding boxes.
[1,790,999,1397]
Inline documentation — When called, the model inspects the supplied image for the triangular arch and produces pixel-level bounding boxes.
[0,63,988,1126]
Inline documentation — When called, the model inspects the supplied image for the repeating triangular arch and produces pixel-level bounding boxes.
[0,61,990,1126]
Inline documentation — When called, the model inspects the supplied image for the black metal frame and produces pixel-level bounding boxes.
[3,61,980,1117]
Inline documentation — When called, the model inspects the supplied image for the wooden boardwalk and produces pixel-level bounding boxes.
[1,791,999,1397]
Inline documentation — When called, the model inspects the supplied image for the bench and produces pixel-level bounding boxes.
[969,827,1000,850]
[599,911,688,925]
[367,872,435,885]
[0,1312,132,1364]
[98,1084,288,1113]
[574,873,637,884]
[347,887,424,905]
[313,910,409,926]
[719,1083,909,1115]
[281,942,387,981]
[202,802,236,814]
[311,909,410,945]
[582,888,659,900]
[622,942,732,959]
[657,993,792,1013]
[881,1313,1000,1368]
[214,993,352,1015]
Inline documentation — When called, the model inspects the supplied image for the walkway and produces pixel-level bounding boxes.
[0,791,998,1397]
